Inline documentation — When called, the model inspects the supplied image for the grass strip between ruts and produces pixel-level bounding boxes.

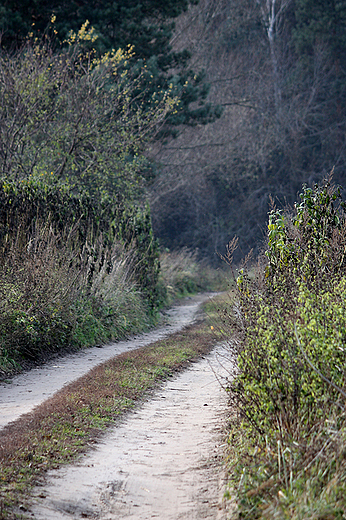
[0,309,221,519]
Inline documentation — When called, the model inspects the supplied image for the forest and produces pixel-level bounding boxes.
[1,0,345,260]
[149,0,346,260]
[1,1,346,518]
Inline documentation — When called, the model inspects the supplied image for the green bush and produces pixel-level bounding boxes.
[225,180,346,518]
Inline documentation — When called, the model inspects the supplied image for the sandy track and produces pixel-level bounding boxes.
[31,344,232,520]
[0,294,213,430]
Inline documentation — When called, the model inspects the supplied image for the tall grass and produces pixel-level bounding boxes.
[159,247,229,303]
[0,218,151,376]
[0,178,229,377]
[73,240,152,347]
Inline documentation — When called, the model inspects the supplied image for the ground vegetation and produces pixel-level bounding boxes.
[0,2,230,373]
[0,23,178,373]
[224,179,346,518]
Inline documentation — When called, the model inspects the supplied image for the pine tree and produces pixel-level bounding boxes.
[0,0,219,128]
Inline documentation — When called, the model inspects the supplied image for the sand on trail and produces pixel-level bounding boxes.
[30,344,232,520]
[0,294,214,430]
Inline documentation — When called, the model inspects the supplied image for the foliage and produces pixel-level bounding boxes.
[0,178,161,305]
[0,24,172,367]
[0,27,221,372]
[225,180,346,517]
[0,0,220,131]
[0,30,176,201]
[0,180,160,372]
[0,0,193,58]
[294,0,346,59]
[0,28,179,375]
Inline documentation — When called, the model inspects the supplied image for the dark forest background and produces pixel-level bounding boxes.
[1,0,346,263]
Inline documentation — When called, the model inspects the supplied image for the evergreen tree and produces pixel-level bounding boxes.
[0,0,219,128]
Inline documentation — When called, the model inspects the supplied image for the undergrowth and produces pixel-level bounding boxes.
[0,195,226,378]
[0,179,161,377]
[224,179,346,519]
[0,31,227,377]
[0,29,170,375]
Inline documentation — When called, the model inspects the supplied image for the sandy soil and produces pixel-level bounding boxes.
[30,344,233,520]
[0,294,214,430]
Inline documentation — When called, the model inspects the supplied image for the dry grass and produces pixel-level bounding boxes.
[0,220,152,376]
[159,248,231,303]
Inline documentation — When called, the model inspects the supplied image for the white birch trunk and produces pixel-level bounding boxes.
[257,0,292,120]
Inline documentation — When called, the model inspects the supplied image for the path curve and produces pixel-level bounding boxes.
[31,344,232,520]
[0,294,214,430]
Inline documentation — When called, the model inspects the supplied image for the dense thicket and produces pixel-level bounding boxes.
[0,176,163,368]
[225,180,346,516]
[150,0,346,262]
[0,26,171,301]
[0,180,161,305]
[0,2,227,371]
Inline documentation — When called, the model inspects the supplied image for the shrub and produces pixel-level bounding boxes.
[225,179,346,518]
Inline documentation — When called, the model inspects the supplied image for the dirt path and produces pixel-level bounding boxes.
[0,294,214,430]
[31,344,232,520]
